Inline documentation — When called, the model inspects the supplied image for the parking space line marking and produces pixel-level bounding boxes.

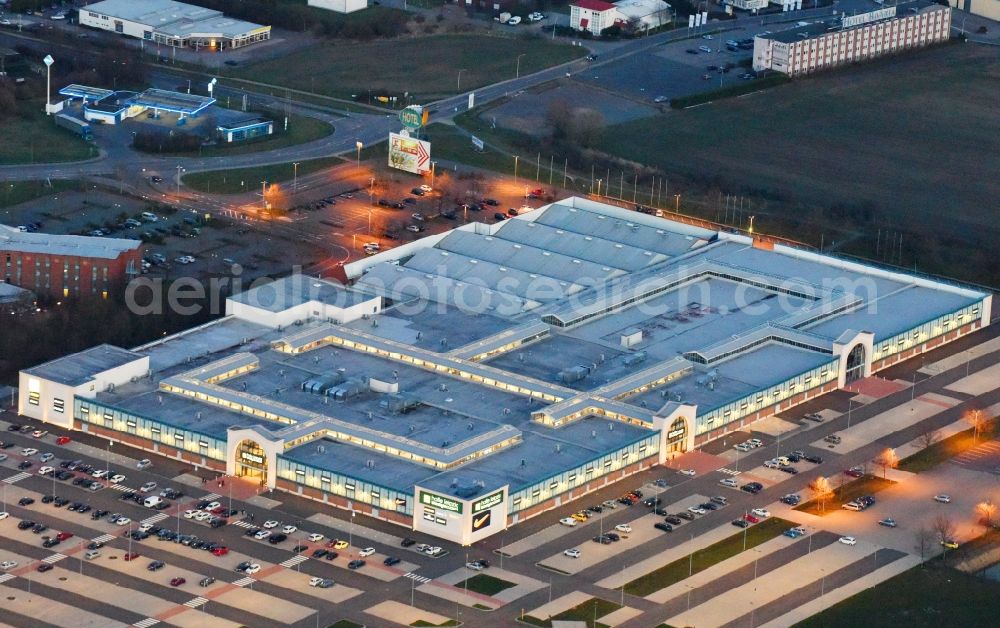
[280,555,309,568]
[232,576,255,587]
[184,597,208,608]
[0,573,16,584]
[42,553,67,564]
[3,472,32,484]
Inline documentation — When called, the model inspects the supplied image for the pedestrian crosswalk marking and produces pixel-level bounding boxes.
[404,572,432,584]
[42,553,66,564]
[231,520,255,529]
[280,555,309,568]
[201,493,221,501]
[232,576,255,587]
[141,513,169,526]
[133,618,160,628]
[0,573,15,584]
[184,597,208,608]
[718,468,742,476]
[91,534,116,544]
[109,484,131,491]
[3,472,32,484]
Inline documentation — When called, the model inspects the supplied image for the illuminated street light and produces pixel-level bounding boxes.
[355,141,363,167]
[43,55,54,115]
[293,162,300,193]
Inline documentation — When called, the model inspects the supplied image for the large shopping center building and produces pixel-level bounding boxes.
[18,198,991,544]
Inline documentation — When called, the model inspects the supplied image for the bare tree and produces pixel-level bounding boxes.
[914,526,934,561]
[916,426,940,451]
[808,476,833,513]
[964,409,988,443]
[976,500,997,529]
[933,514,956,544]
[874,447,899,479]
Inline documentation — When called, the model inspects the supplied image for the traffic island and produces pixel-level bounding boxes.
[621,517,795,597]
[520,595,623,628]
[794,475,896,516]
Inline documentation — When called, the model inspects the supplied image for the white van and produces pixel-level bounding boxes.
[143,495,164,509]
[85,549,101,560]
[140,212,158,223]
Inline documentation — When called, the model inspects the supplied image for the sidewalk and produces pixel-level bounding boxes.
[759,553,921,628]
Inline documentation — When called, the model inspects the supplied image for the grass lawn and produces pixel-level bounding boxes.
[522,597,622,628]
[597,43,1000,286]
[795,475,896,516]
[0,102,94,165]
[182,156,346,194]
[899,421,998,473]
[232,35,583,101]
[794,563,1000,628]
[410,621,460,627]
[455,574,517,596]
[0,180,80,209]
[622,517,794,597]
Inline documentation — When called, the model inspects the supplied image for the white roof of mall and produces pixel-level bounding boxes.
[84,0,268,38]
[0,225,141,260]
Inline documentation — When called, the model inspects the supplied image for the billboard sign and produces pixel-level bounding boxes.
[471,509,492,531]
[419,490,462,513]
[842,6,896,27]
[472,490,504,513]
[389,132,431,174]
[398,105,426,130]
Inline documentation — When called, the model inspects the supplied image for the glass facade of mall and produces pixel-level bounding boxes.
[275,455,413,516]
[507,432,660,514]
[873,301,983,363]
[696,357,840,436]
[74,398,227,462]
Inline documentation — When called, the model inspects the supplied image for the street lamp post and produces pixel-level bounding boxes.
[515,53,526,79]
[430,161,436,189]
[43,55,54,115]
[293,162,300,194]
[261,181,268,210]
[674,194,681,212]
[355,141,363,167]
[175,165,184,196]
[457,69,466,92]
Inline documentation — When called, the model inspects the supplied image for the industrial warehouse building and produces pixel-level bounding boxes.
[79,0,271,50]
[1,225,141,299]
[18,198,991,544]
[753,1,951,76]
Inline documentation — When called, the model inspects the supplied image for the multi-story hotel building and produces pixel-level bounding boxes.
[753,1,952,76]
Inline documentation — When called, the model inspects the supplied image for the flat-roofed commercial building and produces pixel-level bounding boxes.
[753,1,951,76]
[1,225,141,299]
[79,0,271,50]
[17,198,990,544]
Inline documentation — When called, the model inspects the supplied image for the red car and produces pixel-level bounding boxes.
[743,513,761,524]
[211,546,229,557]
[123,552,140,561]
[56,436,71,445]
[169,577,186,587]
[844,467,864,478]
[55,531,74,541]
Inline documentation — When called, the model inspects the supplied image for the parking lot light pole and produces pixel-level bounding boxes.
[293,162,300,194]
[355,141,363,167]
[515,54,526,79]
[457,69,466,92]
[175,165,184,196]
